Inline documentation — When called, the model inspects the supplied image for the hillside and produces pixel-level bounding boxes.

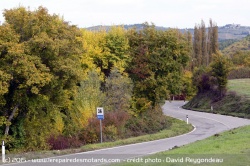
[86,23,250,41]
[221,35,250,56]
[218,24,250,40]
[183,79,250,119]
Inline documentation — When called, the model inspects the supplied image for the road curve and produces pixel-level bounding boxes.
[3,101,250,166]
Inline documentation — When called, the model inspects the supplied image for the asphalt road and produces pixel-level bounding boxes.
[3,101,250,166]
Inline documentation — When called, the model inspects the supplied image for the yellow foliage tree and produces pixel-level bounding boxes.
[79,26,130,79]
[69,71,103,132]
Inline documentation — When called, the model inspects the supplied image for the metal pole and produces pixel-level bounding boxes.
[186,115,189,124]
[2,141,5,163]
[100,120,103,143]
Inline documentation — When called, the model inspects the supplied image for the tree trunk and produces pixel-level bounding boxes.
[4,104,19,136]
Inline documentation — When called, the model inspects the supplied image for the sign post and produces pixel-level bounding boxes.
[97,107,104,143]
[2,141,5,163]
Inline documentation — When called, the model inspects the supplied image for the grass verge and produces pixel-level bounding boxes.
[2,116,193,163]
[115,125,250,166]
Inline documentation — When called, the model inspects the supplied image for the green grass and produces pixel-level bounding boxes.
[2,117,193,163]
[228,78,250,99]
[115,125,250,166]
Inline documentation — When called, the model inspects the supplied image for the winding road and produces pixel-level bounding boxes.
[3,101,250,166]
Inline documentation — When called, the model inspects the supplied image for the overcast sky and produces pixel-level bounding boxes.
[0,0,249,28]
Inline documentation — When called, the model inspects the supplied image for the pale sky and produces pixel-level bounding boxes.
[0,0,249,28]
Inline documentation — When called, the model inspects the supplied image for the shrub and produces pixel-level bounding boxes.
[79,119,99,144]
[103,111,129,137]
[125,105,171,137]
[79,110,130,143]
[47,135,82,150]
[103,125,118,141]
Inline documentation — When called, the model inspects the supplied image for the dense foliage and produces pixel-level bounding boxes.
[0,7,83,151]
[220,35,250,79]
[126,24,190,105]
[222,35,250,58]
[0,7,195,152]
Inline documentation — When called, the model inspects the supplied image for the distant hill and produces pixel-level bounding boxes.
[218,24,250,41]
[86,23,250,41]
[221,35,250,56]
[86,24,169,31]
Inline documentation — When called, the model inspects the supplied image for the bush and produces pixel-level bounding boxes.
[125,105,171,137]
[193,70,218,93]
[103,111,129,137]
[79,119,99,144]
[47,135,82,150]
[103,125,118,141]
[79,111,130,144]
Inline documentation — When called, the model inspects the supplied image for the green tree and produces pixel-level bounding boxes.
[210,52,230,96]
[103,26,130,74]
[127,24,189,105]
[229,51,250,67]
[104,68,132,112]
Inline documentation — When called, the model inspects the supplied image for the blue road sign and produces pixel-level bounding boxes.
[97,107,104,120]
[97,115,104,120]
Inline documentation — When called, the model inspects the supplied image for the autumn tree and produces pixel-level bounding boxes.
[80,29,107,78]
[193,24,202,67]
[208,19,219,58]
[67,70,103,135]
[201,20,207,66]
[127,23,190,106]
[1,6,83,150]
[193,19,218,68]
[181,71,197,99]
[103,27,130,74]
[0,23,53,136]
